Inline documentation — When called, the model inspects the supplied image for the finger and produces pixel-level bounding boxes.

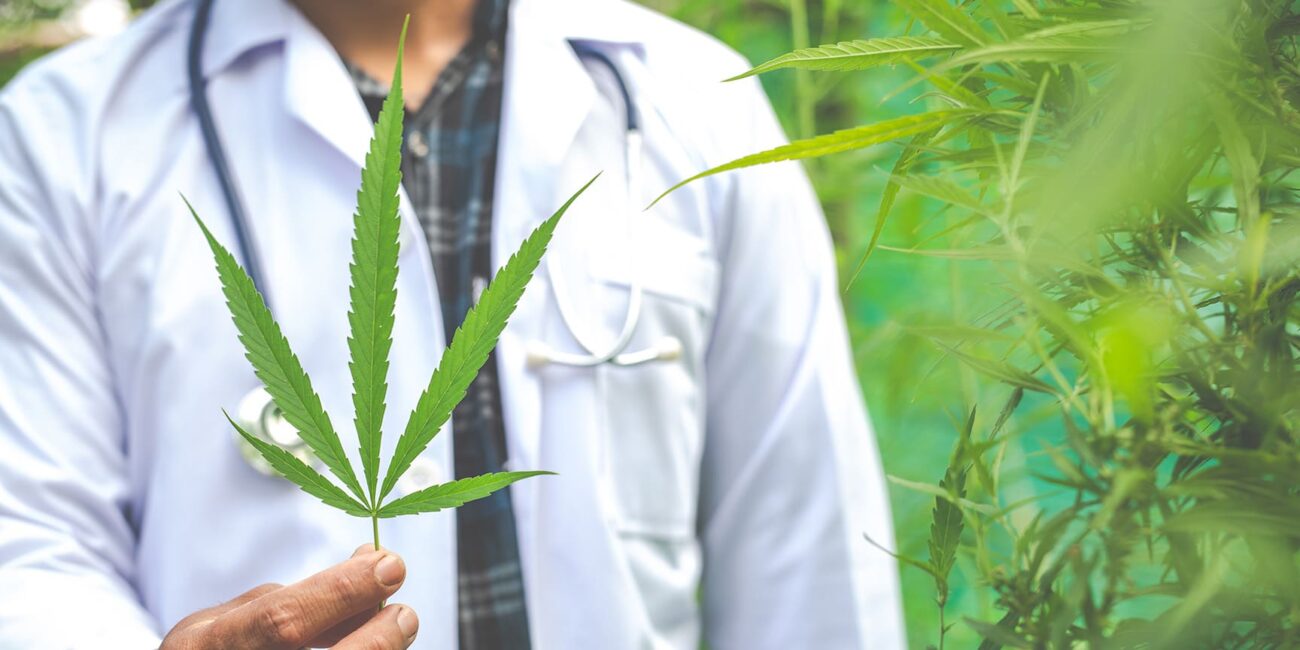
[208,551,407,650]
[310,545,383,645]
[305,608,375,648]
[166,582,284,636]
[331,604,418,650]
[213,583,283,616]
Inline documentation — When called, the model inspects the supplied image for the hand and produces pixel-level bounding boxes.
[161,545,418,649]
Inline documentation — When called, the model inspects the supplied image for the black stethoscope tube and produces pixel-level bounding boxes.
[187,0,269,297]
[570,42,637,131]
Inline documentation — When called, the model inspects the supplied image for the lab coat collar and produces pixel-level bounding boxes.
[280,4,372,174]
[499,0,603,218]
[198,0,292,79]
[199,0,643,184]
[198,0,647,217]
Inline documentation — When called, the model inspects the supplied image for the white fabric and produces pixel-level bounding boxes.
[0,0,904,647]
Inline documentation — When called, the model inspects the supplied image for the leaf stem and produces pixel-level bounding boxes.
[938,602,947,650]
[373,512,384,607]
[788,0,815,141]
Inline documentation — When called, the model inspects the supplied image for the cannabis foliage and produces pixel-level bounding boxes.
[665,0,1300,647]
[190,25,592,549]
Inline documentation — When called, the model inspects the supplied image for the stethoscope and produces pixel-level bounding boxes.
[188,0,680,477]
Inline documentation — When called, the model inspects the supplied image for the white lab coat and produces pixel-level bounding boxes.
[0,0,903,647]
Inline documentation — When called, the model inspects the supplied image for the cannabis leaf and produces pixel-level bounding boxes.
[649,110,978,208]
[348,18,407,508]
[187,196,367,506]
[379,180,591,503]
[726,37,961,81]
[190,18,592,549]
[893,0,989,48]
[226,413,369,517]
[377,471,552,518]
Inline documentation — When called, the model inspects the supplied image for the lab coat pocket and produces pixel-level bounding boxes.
[586,219,718,541]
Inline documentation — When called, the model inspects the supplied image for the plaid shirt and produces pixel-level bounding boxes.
[349,1,530,647]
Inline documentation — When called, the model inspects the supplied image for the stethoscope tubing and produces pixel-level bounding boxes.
[187,0,269,297]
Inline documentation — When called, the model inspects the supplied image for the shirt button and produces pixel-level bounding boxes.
[407,131,430,158]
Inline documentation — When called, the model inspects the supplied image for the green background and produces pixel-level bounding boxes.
[0,2,1012,646]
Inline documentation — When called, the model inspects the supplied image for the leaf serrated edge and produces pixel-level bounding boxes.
[225,411,370,517]
[377,175,600,503]
[649,110,980,209]
[347,20,409,507]
[186,195,367,505]
[377,471,554,518]
[726,36,961,81]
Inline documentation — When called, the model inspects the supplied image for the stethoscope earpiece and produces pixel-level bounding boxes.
[653,336,683,362]
[526,342,557,369]
[526,336,683,369]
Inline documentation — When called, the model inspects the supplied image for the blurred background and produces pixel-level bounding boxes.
[0,1,1018,646]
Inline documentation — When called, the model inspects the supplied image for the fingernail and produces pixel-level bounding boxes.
[375,554,404,587]
[397,606,419,639]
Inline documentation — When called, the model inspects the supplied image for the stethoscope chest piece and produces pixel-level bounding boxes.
[236,387,314,476]
[234,387,447,491]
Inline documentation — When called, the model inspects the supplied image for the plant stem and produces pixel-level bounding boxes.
[938,601,947,650]
[788,0,814,141]
[372,514,385,607]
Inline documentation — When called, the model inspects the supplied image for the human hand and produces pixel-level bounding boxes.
[160,546,417,649]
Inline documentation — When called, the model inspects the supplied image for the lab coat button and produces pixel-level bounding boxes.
[406,131,429,158]
[398,457,444,495]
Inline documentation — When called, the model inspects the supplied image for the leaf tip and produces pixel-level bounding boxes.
[393,15,410,90]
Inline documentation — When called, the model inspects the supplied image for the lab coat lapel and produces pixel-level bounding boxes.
[279,3,425,252]
[492,1,621,613]
[495,0,598,230]
[281,7,370,172]
[491,0,599,508]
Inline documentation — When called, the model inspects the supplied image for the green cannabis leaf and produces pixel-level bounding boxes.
[379,181,589,503]
[725,36,960,81]
[189,18,594,550]
[648,110,977,208]
[347,14,408,508]
[893,0,989,48]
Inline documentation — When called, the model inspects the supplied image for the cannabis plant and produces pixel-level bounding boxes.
[663,0,1300,646]
[190,24,591,550]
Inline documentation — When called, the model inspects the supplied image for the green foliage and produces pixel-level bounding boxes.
[663,0,1300,646]
[894,0,989,47]
[0,0,75,32]
[651,110,976,206]
[0,48,49,87]
[725,36,960,80]
[928,412,971,604]
[192,23,589,548]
